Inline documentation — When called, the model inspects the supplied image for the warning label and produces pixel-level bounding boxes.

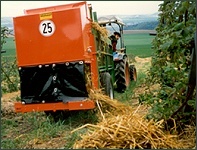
[40,12,52,20]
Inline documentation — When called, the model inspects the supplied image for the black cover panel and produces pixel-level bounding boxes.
[19,61,88,103]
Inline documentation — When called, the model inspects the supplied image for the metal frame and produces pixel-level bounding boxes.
[98,16,125,49]
[15,100,95,113]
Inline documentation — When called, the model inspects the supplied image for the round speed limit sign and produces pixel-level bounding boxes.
[39,20,55,37]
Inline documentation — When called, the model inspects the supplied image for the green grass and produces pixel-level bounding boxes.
[1,110,97,149]
[123,33,155,58]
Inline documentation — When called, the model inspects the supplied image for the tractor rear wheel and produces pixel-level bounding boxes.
[115,59,130,92]
[100,72,114,99]
[129,65,137,81]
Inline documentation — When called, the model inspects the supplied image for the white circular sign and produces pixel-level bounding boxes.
[39,20,55,37]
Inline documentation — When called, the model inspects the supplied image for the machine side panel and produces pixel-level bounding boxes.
[14,8,85,66]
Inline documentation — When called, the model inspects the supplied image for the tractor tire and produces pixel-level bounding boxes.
[100,72,114,99]
[115,59,130,93]
[129,65,137,81]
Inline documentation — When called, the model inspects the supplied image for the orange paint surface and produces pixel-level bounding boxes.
[13,1,93,67]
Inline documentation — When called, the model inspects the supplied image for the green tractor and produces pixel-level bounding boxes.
[97,15,137,93]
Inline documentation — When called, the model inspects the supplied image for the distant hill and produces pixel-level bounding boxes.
[124,21,158,30]
[1,12,159,32]
[1,17,14,30]
[112,13,158,30]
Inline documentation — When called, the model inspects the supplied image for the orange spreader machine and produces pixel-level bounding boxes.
[13,1,100,113]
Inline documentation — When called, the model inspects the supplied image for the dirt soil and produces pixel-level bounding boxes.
[134,56,151,73]
[1,91,20,115]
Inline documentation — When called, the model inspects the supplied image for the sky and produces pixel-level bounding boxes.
[1,1,163,17]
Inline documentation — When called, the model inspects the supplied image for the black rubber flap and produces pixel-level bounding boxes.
[19,61,88,103]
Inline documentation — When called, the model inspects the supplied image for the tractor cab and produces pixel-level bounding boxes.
[98,15,126,61]
[98,15,137,92]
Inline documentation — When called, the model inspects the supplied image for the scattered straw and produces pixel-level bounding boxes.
[91,22,109,40]
[71,90,196,149]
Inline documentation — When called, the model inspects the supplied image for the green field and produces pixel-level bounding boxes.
[123,33,155,58]
[2,33,154,58]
